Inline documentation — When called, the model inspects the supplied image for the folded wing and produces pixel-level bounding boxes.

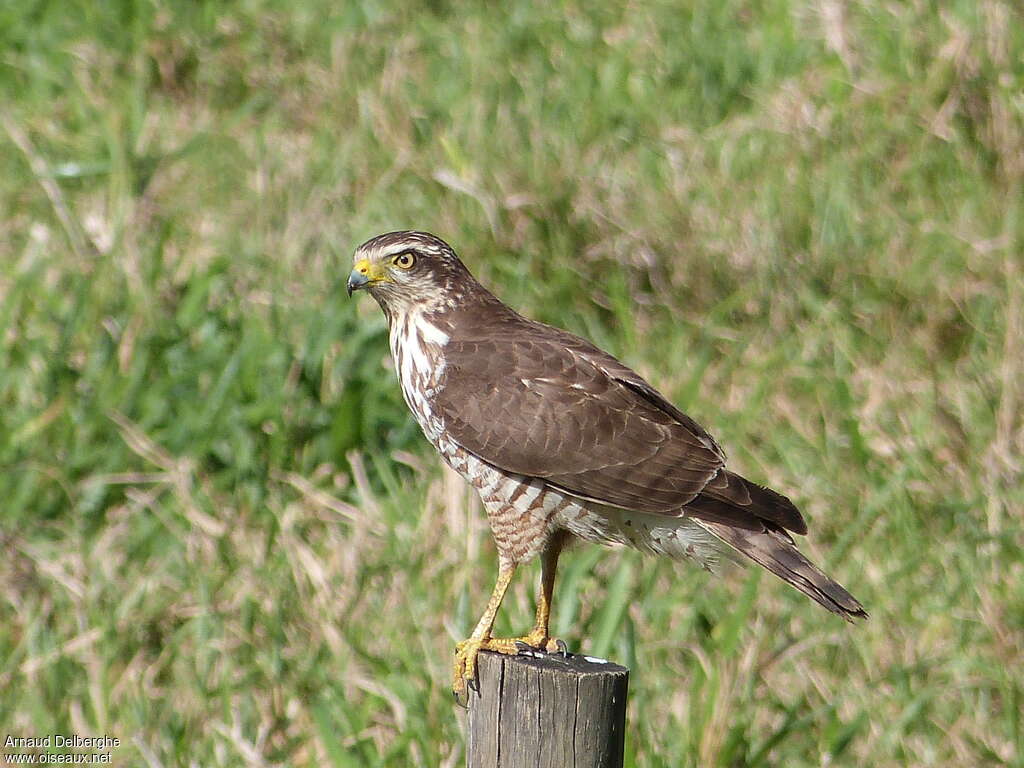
[434,325,805,535]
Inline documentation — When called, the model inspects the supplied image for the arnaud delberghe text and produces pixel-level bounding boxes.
[5,736,120,750]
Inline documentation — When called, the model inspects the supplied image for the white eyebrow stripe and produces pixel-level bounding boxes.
[379,243,414,258]
[354,237,448,267]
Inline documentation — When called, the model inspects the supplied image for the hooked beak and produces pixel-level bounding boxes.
[346,258,375,297]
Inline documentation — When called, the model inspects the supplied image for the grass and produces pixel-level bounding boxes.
[1,0,1022,765]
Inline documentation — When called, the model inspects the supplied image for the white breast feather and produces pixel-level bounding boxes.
[390,310,449,444]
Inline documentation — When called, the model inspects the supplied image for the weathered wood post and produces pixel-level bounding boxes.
[466,650,629,768]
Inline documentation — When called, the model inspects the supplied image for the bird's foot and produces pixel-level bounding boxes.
[452,636,514,707]
[452,633,568,706]
[512,631,568,657]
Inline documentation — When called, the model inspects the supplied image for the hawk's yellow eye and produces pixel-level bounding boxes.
[393,252,416,269]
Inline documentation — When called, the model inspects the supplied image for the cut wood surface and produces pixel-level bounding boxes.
[466,649,629,768]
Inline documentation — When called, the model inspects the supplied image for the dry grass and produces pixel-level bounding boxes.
[1,1,1022,765]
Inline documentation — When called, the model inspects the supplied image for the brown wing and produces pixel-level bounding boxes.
[435,335,721,514]
[434,322,804,534]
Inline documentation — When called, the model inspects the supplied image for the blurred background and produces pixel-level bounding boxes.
[1,1,1022,765]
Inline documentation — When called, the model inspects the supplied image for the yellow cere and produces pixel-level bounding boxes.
[352,258,390,283]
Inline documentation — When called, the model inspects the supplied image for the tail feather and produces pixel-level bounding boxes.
[695,520,867,621]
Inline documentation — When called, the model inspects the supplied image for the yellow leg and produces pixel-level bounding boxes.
[520,533,566,651]
[453,562,517,703]
[453,539,572,704]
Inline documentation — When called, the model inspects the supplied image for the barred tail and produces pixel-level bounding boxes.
[696,520,867,621]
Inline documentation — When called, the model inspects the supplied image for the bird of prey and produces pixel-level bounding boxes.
[347,231,866,702]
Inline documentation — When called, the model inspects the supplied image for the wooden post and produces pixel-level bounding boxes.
[466,650,629,768]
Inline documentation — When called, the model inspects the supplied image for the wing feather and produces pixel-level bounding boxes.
[434,327,725,516]
[432,317,807,534]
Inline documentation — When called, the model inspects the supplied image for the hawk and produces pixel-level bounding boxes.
[347,231,866,702]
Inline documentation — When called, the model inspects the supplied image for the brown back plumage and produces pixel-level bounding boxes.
[434,311,809,536]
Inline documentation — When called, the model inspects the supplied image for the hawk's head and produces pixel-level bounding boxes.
[347,231,479,316]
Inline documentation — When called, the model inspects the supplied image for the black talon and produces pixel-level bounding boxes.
[554,638,569,657]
